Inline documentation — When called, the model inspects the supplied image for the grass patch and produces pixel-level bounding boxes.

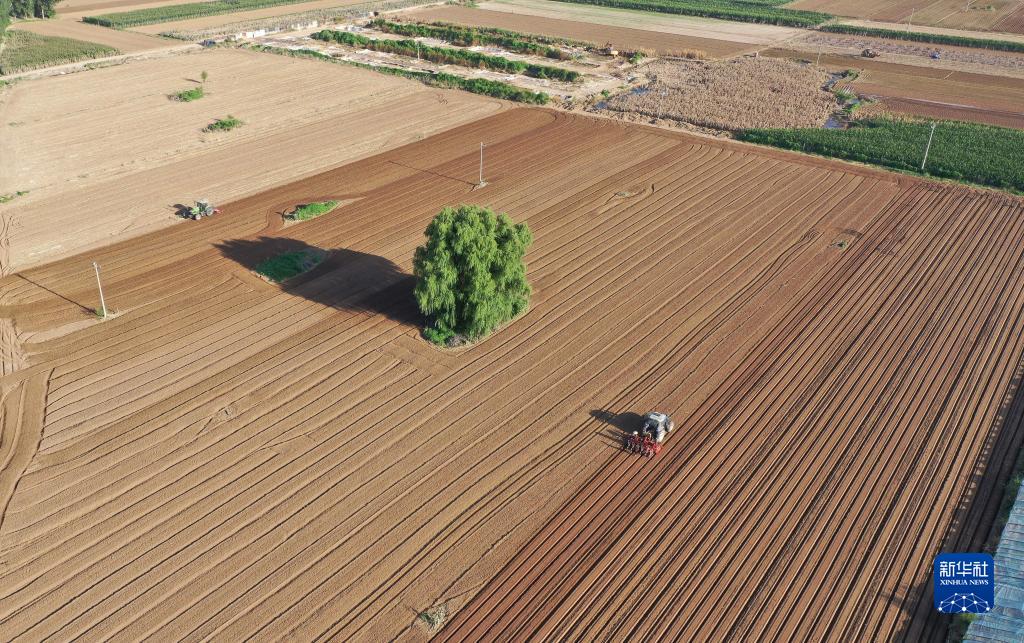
[313,29,580,82]
[171,85,205,101]
[285,200,339,221]
[547,0,832,28]
[418,604,449,631]
[369,19,586,60]
[738,117,1024,193]
[254,249,325,282]
[820,23,1024,54]
[83,0,315,28]
[0,190,28,204]
[250,44,549,104]
[203,114,243,132]
[0,30,118,74]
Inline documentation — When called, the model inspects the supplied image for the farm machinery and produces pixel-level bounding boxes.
[187,199,220,220]
[624,412,675,457]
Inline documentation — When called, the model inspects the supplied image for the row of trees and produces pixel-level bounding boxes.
[3,0,59,43]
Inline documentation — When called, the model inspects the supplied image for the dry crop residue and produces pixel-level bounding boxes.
[602,57,835,130]
[0,108,1021,642]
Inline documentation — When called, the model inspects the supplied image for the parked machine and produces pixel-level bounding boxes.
[862,48,879,58]
[624,411,675,457]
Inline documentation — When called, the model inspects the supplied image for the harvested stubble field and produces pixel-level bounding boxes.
[765,48,1024,128]
[603,57,835,130]
[405,5,757,57]
[0,108,1023,641]
[0,47,503,272]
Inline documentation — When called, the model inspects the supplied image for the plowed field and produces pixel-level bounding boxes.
[0,108,1022,642]
[788,0,1024,33]
[765,48,1024,127]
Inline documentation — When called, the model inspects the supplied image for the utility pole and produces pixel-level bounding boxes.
[93,261,107,318]
[921,121,937,171]
[478,142,487,187]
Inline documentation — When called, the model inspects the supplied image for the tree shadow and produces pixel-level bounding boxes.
[590,409,643,448]
[216,236,423,328]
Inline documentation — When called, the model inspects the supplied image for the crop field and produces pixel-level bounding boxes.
[7,20,175,56]
[788,0,1024,33]
[0,30,118,75]
[124,0,373,34]
[764,48,1024,128]
[0,108,1022,641]
[603,57,834,130]
[0,47,503,272]
[82,0,334,27]
[466,0,804,44]
[405,5,757,57]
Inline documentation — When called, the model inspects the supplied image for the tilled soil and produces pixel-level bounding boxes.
[764,48,1024,128]
[0,108,1021,642]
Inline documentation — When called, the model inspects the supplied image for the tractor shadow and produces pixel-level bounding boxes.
[216,236,422,327]
[590,410,643,449]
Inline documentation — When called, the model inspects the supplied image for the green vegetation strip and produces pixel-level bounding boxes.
[204,114,242,131]
[286,200,339,221]
[738,117,1024,193]
[820,24,1024,53]
[369,19,586,60]
[255,249,324,282]
[547,0,832,28]
[172,86,204,101]
[0,30,119,74]
[251,44,549,104]
[83,0,313,28]
[313,29,579,81]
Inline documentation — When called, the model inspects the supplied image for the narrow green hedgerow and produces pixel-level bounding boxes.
[369,19,585,59]
[249,44,550,104]
[546,0,832,28]
[285,200,339,221]
[820,23,1024,53]
[313,29,580,82]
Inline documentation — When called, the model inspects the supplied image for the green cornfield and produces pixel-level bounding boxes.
[738,118,1024,193]
[0,30,118,74]
[83,0,313,28]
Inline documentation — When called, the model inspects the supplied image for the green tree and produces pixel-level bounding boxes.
[413,204,532,345]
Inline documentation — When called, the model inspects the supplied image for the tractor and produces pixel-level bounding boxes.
[187,199,220,220]
[624,411,675,457]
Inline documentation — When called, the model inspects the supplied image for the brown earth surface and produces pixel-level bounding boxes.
[0,47,503,272]
[765,48,1024,127]
[787,0,1024,33]
[871,96,1024,127]
[405,5,757,57]
[0,108,1023,641]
